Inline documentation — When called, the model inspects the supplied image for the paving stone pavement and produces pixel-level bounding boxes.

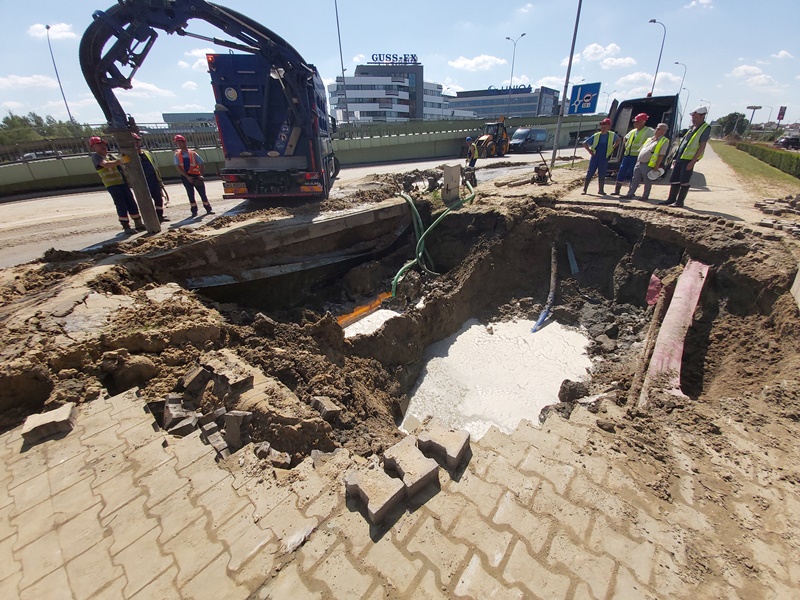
[1,388,798,599]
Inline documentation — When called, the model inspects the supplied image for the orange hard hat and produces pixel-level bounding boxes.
[173,134,186,142]
[634,113,649,122]
[89,136,106,146]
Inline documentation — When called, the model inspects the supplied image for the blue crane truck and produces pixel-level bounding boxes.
[80,0,340,203]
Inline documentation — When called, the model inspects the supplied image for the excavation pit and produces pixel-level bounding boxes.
[1,191,799,475]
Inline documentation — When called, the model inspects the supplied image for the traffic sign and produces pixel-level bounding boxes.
[568,82,601,115]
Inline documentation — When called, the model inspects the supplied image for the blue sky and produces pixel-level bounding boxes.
[0,0,797,128]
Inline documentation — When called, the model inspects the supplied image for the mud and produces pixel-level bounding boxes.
[1,167,800,547]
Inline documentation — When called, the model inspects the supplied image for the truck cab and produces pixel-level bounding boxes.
[609,94,681,176]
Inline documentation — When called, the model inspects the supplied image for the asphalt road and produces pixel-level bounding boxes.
[0,145,767,270]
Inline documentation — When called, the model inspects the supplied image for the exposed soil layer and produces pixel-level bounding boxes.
[2,172,800,576]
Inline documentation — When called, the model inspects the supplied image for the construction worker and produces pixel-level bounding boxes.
[88,136,145,234]
[623,123,670,201]
[465,137,479,168]
[660,106,711,208]
[173,135,214,217]
[613,113,654,195]
[581,118,619,195]
[132,133,169,223]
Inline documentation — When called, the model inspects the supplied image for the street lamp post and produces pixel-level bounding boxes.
[441,85,451,121]
[505,33,525,117]
[45,25,74,123]
[334,0,349,125]
[551,0,583,169]
[763,105,773,126]
[681,87,690,127]
[602,90,616,113]
[674,62,687,94]
[700,99,712,117]
[648,19,666,96]
[745,105,762,138]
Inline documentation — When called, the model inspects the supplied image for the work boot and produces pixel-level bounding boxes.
[158,214,171,223]
[581,176,590,195]
[204,205,215,215]
[659,184,680,206]
[611,182,622,196]
[674,186,690,208]
[133,217,146,232]
[190,204,199,218]
[121,222,135,234]
[598,177,607,195]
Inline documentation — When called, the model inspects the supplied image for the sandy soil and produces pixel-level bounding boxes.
[1,153,800,589]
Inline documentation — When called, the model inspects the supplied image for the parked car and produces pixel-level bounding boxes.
[21,150,63,161]
[508,128,548,153]
[774,136,800,150]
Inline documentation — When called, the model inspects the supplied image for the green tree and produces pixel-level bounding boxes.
[0,111,95,145]
[715,112,748,137]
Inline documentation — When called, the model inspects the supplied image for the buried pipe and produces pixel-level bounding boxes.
[391,182,476,297]
[532,242,558,333]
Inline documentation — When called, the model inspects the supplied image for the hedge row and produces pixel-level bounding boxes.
[735,142,800,178]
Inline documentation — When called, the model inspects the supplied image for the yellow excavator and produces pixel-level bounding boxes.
[475,116,509,158]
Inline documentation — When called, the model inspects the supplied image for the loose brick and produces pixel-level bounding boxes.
[223,410,252,451]
[344,467,405,525]
[21,402,77,444]
[179,365,212,396]
[383,435,439,498]
[311,396,342,421]
[417,417,470,470]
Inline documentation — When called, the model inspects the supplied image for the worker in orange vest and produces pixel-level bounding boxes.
[173,135,214,217]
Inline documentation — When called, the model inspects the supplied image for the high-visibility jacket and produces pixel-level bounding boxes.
[624,127,654,156]
[647,137,669,168]
[468,142,478,160]
[588,132,617,158]
[94,153,125,187]
[679,122,710,160]
[175,149,202,176]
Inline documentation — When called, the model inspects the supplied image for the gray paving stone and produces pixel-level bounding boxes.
[21,403,77,444]
[417,417,470,470]
[344,467,405,525]
[383,435,439,498]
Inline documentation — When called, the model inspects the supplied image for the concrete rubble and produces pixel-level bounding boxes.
[20,401,77,444]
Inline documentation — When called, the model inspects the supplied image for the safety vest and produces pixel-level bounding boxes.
[624,127,654,156]
[589,132,617,158]
[679,122,710,160]
[469,142,478,160]
[94,153,125,187]
[647,137,669,168]
[175,149,202,175]
[140,150,161,180]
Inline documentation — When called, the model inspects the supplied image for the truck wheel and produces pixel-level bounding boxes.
[332,156,341,178]
[486,141,496,157]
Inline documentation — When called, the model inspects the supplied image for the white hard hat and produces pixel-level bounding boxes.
[647,167,665,181]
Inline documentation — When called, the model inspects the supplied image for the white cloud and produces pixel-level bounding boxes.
[1,101,24,110]
[448,55,507,71]
[536,76,563,90]
[615,72,653,87]
[560,54,581,67]
[118,81,176,98]
[352,54,365,63]
[170,104,207,111]
[184,48,215,71]
[182,81,198,90]
[178,61,190,69]
[518,3,534,13]
[322,77,335,89]
[745,74,778,87]
[502,74,531,86]
[684,0,713,8]
[601,57,636,70]
[0,74,57,90]
[730,65,762,78]
[771,50,793,59]
[582,43,620,61]
[27,23,76,40]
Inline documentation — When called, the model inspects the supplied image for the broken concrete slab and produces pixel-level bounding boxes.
[179,365,213,396]
[254,441,271,459]
[168,414,199,437]
[417,417,470,470]
[268,448,292,469]
[345,467,405,525]
[311,396,341,421]
[163,397,193,431]
[198,407,227,427]
[383,436,439,498]
[21,402,77,444]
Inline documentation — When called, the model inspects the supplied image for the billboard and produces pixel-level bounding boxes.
[777,106,787,121]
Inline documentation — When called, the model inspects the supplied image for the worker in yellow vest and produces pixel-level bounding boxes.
[132,133,169,223]
[660,106,711,208]
[581,118,620,195]
[173,134,214,218]
[623,123,669,200]
[89,136,145,234]
[613,112,654,195]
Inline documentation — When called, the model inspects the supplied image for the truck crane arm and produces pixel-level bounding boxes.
[79,0,314,130]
